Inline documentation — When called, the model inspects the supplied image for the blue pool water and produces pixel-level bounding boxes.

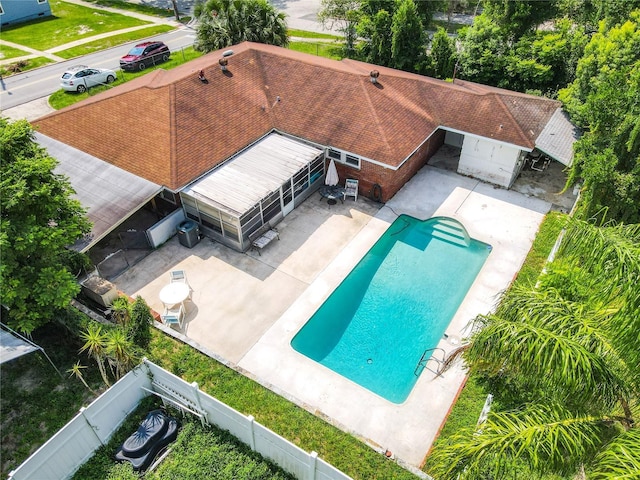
[291,215,491,403]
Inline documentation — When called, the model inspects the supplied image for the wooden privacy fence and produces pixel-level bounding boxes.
[8,359,351,480]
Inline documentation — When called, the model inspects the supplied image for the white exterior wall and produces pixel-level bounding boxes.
[458,136,521,188]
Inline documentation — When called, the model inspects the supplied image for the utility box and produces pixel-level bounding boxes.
[176,220,200,248]
[80,276,118,308]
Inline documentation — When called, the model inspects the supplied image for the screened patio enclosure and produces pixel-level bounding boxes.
[181,133,324,252]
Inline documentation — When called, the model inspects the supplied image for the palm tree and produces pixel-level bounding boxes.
[428,218,640,479]
[105,328,138,381]
[67,361,97,394]
[80,323,110,387]
[195,0,288,53]
[111,296,131,327]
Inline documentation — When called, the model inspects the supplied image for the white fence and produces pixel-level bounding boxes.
[8,359,351,480]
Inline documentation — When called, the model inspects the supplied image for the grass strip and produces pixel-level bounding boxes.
[511,211,568,288]
[289,29,341,40]
[54,24,175,59]
[0,57,55,77]
[72,399,296,480]
[289,41,343,60]
[0,0,149,51]
[0,44,30,61]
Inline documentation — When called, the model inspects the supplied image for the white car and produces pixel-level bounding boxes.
[60,65,116,93]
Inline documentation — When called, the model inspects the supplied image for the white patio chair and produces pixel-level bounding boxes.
[170,270,186,283]
[161,304,185,329]
[344,178,358,202]
[169,270,192,299]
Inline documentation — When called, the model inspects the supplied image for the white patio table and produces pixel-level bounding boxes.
[159,282,190,308]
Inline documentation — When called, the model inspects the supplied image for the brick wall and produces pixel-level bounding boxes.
[338,129,445,203]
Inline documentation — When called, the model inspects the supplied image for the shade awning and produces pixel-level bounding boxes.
[36,133,162,252]
[0,328,39,363]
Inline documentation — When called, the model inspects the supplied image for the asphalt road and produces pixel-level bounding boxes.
[0,27,198,110]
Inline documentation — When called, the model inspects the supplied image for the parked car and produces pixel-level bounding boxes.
[120,41,171,71]
[60,65,117,93]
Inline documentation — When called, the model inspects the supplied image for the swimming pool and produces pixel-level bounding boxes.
[291,215,491,403]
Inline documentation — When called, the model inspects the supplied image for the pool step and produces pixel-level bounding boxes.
[427,219,471,247]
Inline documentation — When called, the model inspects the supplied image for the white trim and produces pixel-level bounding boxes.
[439,126,532,152]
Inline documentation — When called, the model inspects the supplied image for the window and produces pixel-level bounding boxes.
[345,154,360,168]
[37,0,47,4]
[0,3,4,15]
[328,149,341,160]
[327,148,361,170]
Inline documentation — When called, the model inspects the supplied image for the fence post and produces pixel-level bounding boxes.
[80,406,106,446]
[247,415,256,450]
[190,381,208,426]
[307,451,318,480]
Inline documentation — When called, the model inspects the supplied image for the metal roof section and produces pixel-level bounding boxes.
[183,133,324,217]
[36,133,162,252]
[535,108,581,166]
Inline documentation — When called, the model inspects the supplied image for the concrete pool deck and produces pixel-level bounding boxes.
[114,165,552,470]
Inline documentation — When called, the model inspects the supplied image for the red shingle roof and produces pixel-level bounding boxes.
[33,42,560,190]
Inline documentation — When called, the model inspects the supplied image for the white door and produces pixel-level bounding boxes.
[281,179,294,216]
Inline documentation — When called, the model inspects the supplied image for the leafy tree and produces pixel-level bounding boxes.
[0,118,91,334]
[559,12,640,223]
[455,14,508,84]
[390,0,425,72]
[428,218,640,479]
[129,296,153,350]
[482,0,559,38]
[456,13,587,94]
[426,27,456,79]
[318,0,361,56]
[356,9,393,65]
[195,0,288,53]
[414,0,443,29]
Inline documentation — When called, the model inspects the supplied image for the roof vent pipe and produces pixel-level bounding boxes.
[219,57,228,71]
[222,49,234,57]
[370,70,380,84]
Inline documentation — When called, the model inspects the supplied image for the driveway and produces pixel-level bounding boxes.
[114,164,552,469]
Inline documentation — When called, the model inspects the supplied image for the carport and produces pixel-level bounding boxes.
[180,132,325,252]
[36,133,162,253]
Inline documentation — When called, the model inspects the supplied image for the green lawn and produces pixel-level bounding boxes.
[81,0,179,18]
[72,400,296,480]
[0,44,30,61]
[0,0,151,51]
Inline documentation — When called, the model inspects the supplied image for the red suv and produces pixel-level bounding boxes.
[120,41,170,71]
